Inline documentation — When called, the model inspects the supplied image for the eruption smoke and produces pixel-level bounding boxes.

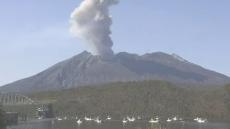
[70,0,119,57]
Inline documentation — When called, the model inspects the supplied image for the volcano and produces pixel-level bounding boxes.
[1,51,230,93]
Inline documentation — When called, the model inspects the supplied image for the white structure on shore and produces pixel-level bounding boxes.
[149,118,159,123]
[77,119,82,125]
[194,117,207,123]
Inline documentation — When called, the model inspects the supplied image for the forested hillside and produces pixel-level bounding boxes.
[23,80,230,122]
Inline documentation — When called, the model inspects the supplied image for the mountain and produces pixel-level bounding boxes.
[1,51,230,93]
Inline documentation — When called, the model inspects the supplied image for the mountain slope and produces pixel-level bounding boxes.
[1,51,230,93]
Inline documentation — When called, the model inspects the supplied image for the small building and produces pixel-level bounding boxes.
[36,104,54,119]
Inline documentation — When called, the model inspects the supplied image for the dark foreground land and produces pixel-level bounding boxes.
[7,119,230,129]
[3,80,230,122]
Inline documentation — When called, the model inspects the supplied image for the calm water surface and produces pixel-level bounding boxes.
[7,120,230,129]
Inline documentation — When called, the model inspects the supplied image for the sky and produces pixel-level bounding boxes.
[0,0,230,86]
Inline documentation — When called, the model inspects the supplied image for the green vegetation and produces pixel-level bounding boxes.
[0,105,6,129]
[3,81,230,122]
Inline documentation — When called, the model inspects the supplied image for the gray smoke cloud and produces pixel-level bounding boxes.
[70,0,119,57]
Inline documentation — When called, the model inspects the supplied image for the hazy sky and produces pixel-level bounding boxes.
[0,0,230,86]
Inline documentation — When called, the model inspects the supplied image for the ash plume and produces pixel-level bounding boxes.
[70,0,119,57]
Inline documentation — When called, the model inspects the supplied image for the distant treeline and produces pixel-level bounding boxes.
[4,81,230,122]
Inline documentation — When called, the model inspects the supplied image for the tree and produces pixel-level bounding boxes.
[0,106,6,129]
